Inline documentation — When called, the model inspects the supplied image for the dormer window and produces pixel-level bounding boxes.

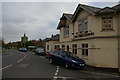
[78,19,88,32]
[64,26,69,36]
[102,17,113,31]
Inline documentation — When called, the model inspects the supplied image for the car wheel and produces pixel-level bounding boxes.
[49,58,53,64]
[65,62,69,69]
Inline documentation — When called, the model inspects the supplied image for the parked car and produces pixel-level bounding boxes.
[19,48,27,52]
[46,50,85,69]
[35,48,46,56]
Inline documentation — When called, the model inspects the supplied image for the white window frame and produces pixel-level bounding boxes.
[78,19,88,32]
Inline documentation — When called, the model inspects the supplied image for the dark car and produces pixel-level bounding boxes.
[19,48,27,52]
[46,50,85,69]
[35,48,46,56]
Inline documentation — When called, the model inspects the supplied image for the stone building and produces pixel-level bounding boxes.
[21,33,28,42]
[46,4,120,72]
[21,33,28,47]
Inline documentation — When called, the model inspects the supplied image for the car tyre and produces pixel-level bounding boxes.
[49,58,53,64]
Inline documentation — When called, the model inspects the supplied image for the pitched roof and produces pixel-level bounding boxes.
[71,4,101,21]
[97,7,117,14]
[112,4,120,12]
[45,34,60,42]
[57,13,72,29]
[57,4,120,29]
[51,34,60,41]
[63,13,73,21]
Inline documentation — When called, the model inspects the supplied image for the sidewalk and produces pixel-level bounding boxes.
[83,65,120,76]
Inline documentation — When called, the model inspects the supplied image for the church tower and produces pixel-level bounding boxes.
[21,33,28,42]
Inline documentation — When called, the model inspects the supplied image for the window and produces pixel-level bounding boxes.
[72,44,77,54]
[55,45,60,50]
[66,45,69,51]
[61,45,65,51]
[102,17,113,30]
[78,19,88,32]
[64,26,69,36]
[47,45,49,50]
[82,44,88,56]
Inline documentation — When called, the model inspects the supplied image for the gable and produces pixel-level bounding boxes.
[75,10,91,21]
[71,4,101,22]
[57,13,72,29]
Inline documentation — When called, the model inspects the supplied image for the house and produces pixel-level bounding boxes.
[55,4,120,72]
[46,34,60,51]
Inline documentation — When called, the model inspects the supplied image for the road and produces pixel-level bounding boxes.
[1,49,120,80]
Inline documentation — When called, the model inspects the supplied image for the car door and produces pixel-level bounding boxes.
[57,51,66,65]
[51,51,60,63]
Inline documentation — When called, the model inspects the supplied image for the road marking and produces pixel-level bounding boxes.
[0,51,27,70]
[53,66,59,79]
[17,59,23,63]
[53,76,70,80]
[1,64,13,70]
[55,72,58,76]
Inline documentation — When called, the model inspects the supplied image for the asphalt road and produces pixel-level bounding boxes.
[1,49,120,80]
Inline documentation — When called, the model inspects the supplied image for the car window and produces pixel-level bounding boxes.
[53,51,59,55]
[58,51,64,55]
[65,51,78,58]
[53,51,64,55]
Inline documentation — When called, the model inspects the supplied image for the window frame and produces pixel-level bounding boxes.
[64,26,69,37]
[61,45,65,51]
[72,44,77,54]
[78,19,88,32]
[47,45,49,50]
[81,44,88,56]
[54,45,60,50]
[101,17,113,31]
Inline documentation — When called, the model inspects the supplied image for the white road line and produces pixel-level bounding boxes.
[56,69,59,73]
[55,72,58,76]
[53,66,59,79]
[17,59,23,63]
[53,76,58,80]
[2,64,13,70]
[1,51,27,70]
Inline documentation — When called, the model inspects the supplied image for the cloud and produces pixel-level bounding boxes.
[2,2,79,42]
[2,2,118,43]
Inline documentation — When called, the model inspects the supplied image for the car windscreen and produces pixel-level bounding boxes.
[36,48,44,51]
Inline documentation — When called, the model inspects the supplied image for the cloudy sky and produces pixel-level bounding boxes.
[1,0,119,43]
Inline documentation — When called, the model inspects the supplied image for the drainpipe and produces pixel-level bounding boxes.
[117,12,120,73]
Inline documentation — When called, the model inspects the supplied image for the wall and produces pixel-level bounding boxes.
[58,38,118,68]
[88,14,118,37]
[58,8,119,69]
[46,40,59,51]
[60,23,73,42]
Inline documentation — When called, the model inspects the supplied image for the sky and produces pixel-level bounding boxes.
[1,0,120,43]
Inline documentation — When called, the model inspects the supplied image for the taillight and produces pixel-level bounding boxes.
[48,53,52,56]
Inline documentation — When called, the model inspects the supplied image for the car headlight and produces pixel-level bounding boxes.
[72,60,77,63]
